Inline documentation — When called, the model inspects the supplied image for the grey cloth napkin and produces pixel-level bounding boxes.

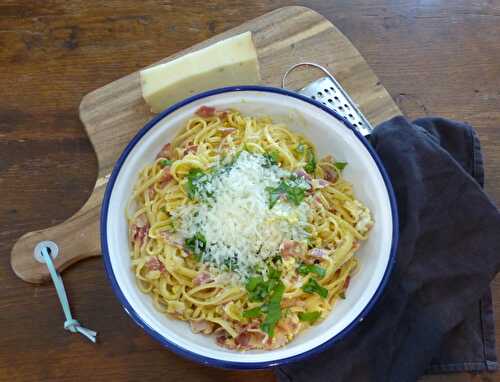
[276,116,500,382]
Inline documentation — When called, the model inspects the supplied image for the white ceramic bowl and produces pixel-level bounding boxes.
[101,86,398,369]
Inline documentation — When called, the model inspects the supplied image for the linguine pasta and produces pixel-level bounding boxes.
[127,106,373,350]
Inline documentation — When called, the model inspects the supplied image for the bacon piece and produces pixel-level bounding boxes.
[148,187,155,199]
[216,335,227,346]
[183,144,198,155]
[247,320,261,330]
[323,167,338,182]
[161,232,184,249]
[264,329,289,349]
[312,179,329,189]
[193,271,212,286]
[195,105,216,118]
[343,275,351,289]
[146,257,165,272]
[216,334,237,349]
[131,223,149,245]
[280,240,306,258]
[235,331,251,347]
[295,169,312,182]
[156,143,172,159]
[305,247,327,264]
[278,317,299,333]
[162,167,173,183]
[309,248,328,258]
[189,320,214,334]
[219,127,236,137]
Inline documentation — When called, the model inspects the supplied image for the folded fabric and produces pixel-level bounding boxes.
[276,116,500,382]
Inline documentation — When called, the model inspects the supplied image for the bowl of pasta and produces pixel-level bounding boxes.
[101,86,398,368]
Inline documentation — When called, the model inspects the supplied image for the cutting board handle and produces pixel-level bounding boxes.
[10,179,105,284]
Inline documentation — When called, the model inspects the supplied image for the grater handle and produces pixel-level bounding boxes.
[282,62,374,134]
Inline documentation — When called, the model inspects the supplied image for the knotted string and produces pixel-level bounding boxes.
[41,246,97,343]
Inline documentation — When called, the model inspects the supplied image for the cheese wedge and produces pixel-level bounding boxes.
[140,31,261,113]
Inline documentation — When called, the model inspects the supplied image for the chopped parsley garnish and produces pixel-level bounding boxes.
[185,169,205,199]
[297,263,326,278]
[160,159,173,167]
[246,276,268,302]
[245,267,282,302]
[185,168,213,200]
[267,187,281,209]
[242,306,262,318]
[334,161,348,171]
[244,267,285,337]
[263,150,280,167]
[260,282,285,337]
[270,255,283,265]
[223,256,239,271]
[304,148,316,174]
[266,176,310,209]
[301,278,328,298]
[298,311,321,323]
[184,232,206,261]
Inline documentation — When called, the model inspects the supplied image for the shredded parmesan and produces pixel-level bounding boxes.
[173,151,310,279]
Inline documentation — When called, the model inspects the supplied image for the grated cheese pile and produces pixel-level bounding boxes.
[173,151,311,279]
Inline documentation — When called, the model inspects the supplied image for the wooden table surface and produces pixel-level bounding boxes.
[1,1,499,381]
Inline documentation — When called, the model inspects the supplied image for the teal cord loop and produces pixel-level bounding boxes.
[41,247,97,343]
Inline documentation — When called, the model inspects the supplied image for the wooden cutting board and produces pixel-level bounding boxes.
[11,5,401,284]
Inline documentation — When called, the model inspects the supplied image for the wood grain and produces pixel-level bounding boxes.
[10,5,401,284]
[1,1,499,381]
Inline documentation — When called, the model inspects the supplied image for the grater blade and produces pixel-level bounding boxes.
[282,63,373,136]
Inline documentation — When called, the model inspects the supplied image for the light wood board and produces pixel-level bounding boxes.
[11,5,401,283]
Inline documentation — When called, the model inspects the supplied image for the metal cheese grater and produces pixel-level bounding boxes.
[282,62,373,136]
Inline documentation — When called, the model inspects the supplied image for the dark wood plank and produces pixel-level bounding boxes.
[1,1,499,381]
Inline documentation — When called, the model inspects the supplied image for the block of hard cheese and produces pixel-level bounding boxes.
[140,31,261,113]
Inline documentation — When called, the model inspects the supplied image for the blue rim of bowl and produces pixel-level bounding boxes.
[101,85,399,369]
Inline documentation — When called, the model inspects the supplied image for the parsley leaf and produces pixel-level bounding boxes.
[245,267,285,337]
[263,150,280,167]
[160,159,173,167]
[185,169,205,199]
[245,276,268,302]
[286,185,306,205]
[242,307,262,318]
[304,148,316,174]
[184,232,206,261]
[246,276,263,291]
[245,267,282,302]
[260,281,285,337]
[267,186,282,209]
[266,176,309,209]
[298,311,321,323]
[334,161,348,171]
[297,264,326,278]
[301,278,328,298]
